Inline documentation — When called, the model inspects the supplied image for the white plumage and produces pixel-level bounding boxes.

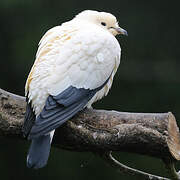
[23,10,127,169]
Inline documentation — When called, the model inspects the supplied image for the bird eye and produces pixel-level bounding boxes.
[101,22,106,26]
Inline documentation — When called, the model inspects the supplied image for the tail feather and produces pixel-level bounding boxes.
[27,131,54,169]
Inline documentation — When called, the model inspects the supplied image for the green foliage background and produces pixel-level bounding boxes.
[0,0,180,179]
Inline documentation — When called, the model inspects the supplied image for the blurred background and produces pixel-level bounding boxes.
[0,0,180,179]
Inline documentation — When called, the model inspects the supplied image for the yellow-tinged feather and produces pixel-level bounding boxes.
[25,27,77,95]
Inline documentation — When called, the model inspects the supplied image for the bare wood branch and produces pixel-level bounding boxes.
[0,88,180,179]
[100,151,170,180]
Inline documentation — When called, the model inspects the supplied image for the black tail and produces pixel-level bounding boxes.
[27,134,52,169]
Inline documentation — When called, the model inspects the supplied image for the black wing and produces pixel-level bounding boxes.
[22,97,36,138]
[24,74,111,139]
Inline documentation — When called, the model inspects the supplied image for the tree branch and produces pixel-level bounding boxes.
[100,151,170,180]
[0,88,180,179]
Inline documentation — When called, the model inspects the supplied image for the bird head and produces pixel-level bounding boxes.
[74,10,128,36]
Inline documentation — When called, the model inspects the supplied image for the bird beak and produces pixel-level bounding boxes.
[115,27,128,36]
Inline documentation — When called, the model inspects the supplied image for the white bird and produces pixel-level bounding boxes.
[22,10,128,169]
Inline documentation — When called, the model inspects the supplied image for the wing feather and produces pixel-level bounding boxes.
[28,75,110,139]
[22,97,36,138]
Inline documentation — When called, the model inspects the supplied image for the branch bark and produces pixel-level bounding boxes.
[0,88,180,179]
